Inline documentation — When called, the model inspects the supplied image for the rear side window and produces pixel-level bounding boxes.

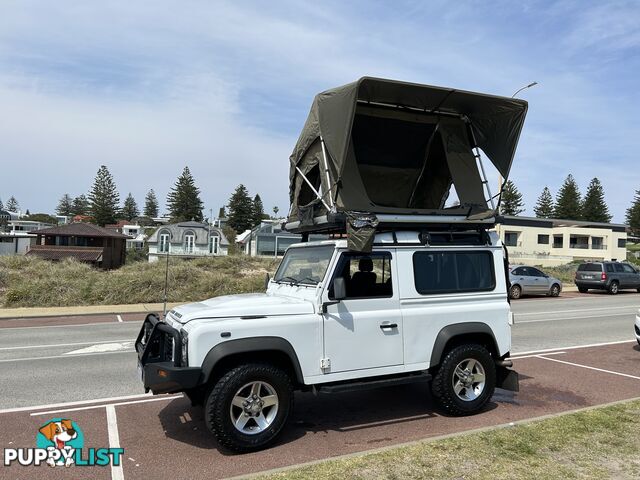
[606,264,615,273]
[413,251,495,294]
[578,263,602,272]
[614,264,625,273]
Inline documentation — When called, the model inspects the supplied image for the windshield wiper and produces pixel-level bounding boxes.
[294,276,318,286]
[276,276,299,284]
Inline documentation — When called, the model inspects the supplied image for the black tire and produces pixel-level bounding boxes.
[578,287,588,293]
[608,281,619,295]
[549,283,561,297]
[431,344,496,416]
[205,363,293,453]
[509,285,522,300]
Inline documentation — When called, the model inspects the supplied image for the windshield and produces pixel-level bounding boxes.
[274,245,334,285]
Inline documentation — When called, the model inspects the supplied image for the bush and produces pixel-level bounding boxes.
[0,255,279,308]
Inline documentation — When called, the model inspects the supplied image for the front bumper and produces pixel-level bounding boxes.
[135,314,201,394]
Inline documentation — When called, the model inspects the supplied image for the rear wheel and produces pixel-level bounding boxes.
[578,287,588,293]
[509,285,522,300]
[549,284,561,297]
[608,281,619,295]
[431,344,496,416]
[205,363,293,453]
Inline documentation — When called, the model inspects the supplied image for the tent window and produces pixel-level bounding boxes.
[351,113,451,209]
[297,164,321,207]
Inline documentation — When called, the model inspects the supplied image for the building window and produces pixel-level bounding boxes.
[504,232,518,247]
[618,238,626,248]
[159,233,170,253]
[184,233,195,253]
[537,234,550,245]
[553,235,563,248]
[209,236,219,254]
[591,237,604,250]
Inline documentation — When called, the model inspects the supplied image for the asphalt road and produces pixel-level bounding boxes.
[0,292,638,409]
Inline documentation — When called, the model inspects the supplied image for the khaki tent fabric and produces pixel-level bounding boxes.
[288,77,528,225]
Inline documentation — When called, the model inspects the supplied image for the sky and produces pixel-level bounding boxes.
[0,0,638,222]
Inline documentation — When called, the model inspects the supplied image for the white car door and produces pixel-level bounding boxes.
[322,250,403,373]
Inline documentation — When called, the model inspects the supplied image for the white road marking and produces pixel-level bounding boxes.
[536,355,640,380]
[117,315,124,323]
[511,351,566,360]
[512,339,636,356]
[0,393,157,414]
[515,312,634,324]
[30,395,182,416]
[516,305,637,316]
[106,405,125,480]
[63,342,134,355]
[0,321,138,330]
[0,339,134,351]
[0,350,136,363]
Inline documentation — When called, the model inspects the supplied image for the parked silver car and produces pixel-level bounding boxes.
[509,266,562,299]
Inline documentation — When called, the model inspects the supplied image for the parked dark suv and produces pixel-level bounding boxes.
[575,261,640,294]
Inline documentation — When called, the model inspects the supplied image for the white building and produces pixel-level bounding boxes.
[8,219,55,233]
[237,220,327,257]
[147,221,229,262]
[0,232,36,256]
[496,215,628,267]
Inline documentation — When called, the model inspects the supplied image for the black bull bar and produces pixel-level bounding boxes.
[135,314,201,394]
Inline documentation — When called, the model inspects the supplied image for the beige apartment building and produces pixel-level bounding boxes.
[495,215,628,267]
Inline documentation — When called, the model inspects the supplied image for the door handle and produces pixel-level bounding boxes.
[380,323,398,330]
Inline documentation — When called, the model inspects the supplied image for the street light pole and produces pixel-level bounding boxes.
[512,81,538,98]
[497,82,540,207]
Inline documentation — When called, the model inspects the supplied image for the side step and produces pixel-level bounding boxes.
[316,372,431,395]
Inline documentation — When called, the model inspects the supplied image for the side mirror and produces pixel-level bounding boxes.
[264,273,270,290]
[333,277,346,300]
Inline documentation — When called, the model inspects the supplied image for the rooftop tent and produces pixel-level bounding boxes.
[287,77,528,232]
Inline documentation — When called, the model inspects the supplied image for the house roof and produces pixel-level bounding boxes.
[30,222,129,238]
[26,245,104,262]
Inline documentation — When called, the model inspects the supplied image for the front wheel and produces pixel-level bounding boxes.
[549,283,561,297]
[431,344,496,416]
[608,281,619,295]
[509,285,522,300]
[205,363,293,453]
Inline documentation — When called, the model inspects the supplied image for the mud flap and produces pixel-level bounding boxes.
[496,366,519,392]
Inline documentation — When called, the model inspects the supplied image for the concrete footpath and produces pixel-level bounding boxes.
[0,302,183,319]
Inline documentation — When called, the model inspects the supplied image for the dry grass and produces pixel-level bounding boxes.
[0,255,279,307]
[260,400,640,480]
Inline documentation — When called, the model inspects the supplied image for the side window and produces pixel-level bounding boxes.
[329,252,393,299]
[614,264,625,273]
[413,251,495,294]
[622,264,635,273]
[512,267,524,276]
[606,264,614,273]
[530,268,545,277]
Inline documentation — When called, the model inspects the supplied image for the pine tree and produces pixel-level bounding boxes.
[226,184,254,233]
[143,189,159,218]
[88,165,120,226]
[0,198,4,210]
[6,196,19,212]
[121,193,140,221]
[252,194,265,227]
[533,187,554,218]
[581,178,612,223]
[554,174,582,220]
[166,166,204,222]
[500,180,525,216]
[71,195,90,216]
[626,190,640,237]
[56,194,74,216]
[272,206,279,218]
[218,207,226,219]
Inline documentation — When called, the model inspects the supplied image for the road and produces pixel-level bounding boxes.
[0,292,638,409]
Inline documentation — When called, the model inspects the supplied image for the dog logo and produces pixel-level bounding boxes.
[36,418,83,467]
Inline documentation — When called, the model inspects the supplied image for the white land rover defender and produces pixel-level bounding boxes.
[136,230,517,452]
[136,77,526,452]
